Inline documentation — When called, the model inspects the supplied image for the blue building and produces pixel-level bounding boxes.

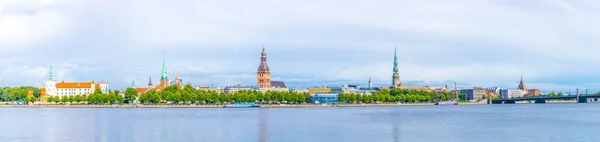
[311,93,338,104]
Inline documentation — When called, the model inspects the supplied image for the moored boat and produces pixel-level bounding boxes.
[435,101,458,105]
[223,103,260,108]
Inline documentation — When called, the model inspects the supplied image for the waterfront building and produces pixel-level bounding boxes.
[195,86,224,93]
[456,87,485,101]
[311,93,339,104]
[42,66,109,98]
[54,80,105,97]
[290,88,309,93]
[501,89,525,99]
[308,88,332,93]
[259,81,288,92]
[396,86,432,92]
[224,85,256,94]
[527,89,541,96]
[330,86,345,94]
[485,87,504,94]
[347,85,360,90]
[257,48,271,88]
[433,88,451,95]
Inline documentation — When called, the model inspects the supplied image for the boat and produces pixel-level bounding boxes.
[223,103,260,108]
[435,100,458,105]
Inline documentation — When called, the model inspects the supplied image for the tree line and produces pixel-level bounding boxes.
[138,84,310,104]
[47,89,126,104]
[0,86,41,102]
[337,88,453,103]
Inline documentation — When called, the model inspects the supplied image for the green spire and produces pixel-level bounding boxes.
[131,80,135,88]
[49,65,53,81]
[161,52,168,80]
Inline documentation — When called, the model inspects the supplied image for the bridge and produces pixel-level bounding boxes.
[490,94,600,104]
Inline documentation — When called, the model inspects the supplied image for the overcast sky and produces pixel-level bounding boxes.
[1,0,600,92]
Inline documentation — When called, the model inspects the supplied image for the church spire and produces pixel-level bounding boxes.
[148,76,153,86]
[520,74,523,83]
[392,46,400,87]
[175,66,180,85]
[161,52,168,80]
[518,75,527,91]
[261,47,267,64]
[49,65,53,81]
[131,80,135,88]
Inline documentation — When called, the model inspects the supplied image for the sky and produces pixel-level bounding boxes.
[1,0,600,92]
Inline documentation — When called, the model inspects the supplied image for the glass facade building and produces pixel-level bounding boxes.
[311,93,338,104]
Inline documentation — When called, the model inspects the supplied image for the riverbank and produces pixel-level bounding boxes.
[0,104,222,108]
[0,103,454,108]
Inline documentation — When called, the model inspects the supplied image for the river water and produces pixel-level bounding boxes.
[0,103,599,142]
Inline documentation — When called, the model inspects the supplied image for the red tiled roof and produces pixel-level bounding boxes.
[56,82,95,88]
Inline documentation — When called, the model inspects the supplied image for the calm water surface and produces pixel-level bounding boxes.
[1,103,599,142]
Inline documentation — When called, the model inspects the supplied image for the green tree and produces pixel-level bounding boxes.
[124,88,138,104]
[116,94,124,104]
[458,93,467,101]
[73,95,82,103]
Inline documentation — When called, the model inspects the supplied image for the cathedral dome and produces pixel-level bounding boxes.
[257,48,270,72]
[258,64,270,72]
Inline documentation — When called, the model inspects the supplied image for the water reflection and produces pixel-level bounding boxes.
[258,109,270,142]
[3,104,600,142]
[393,120,400,142]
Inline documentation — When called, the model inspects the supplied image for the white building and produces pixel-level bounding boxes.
[501,89,524,99]
[43,66,109,98]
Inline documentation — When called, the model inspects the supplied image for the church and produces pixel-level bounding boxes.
[257,48,288,92]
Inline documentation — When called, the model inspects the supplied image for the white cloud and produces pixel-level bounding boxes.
[1,0,600,90]
[0,0,72,48]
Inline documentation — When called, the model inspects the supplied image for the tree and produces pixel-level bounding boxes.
[25,96,36,104]
[116,94,124,104]
[61,96,69,103]
[458,93,467,101]
[124,88,138,104]
[107,93,117,104]
[73,95,82,103]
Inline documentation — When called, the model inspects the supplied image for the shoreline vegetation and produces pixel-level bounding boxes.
[0,103,472,108]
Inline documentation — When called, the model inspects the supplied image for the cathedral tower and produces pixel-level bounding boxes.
[518,75,527,91]
[257,48,271,88]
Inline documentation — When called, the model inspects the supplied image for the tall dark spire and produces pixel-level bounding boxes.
[392,47,400,87]
[518,75,527,91]
[148,76,153,86]
[520,74,523,83]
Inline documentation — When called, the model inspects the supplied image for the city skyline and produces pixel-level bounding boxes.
[2,0,600,91]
